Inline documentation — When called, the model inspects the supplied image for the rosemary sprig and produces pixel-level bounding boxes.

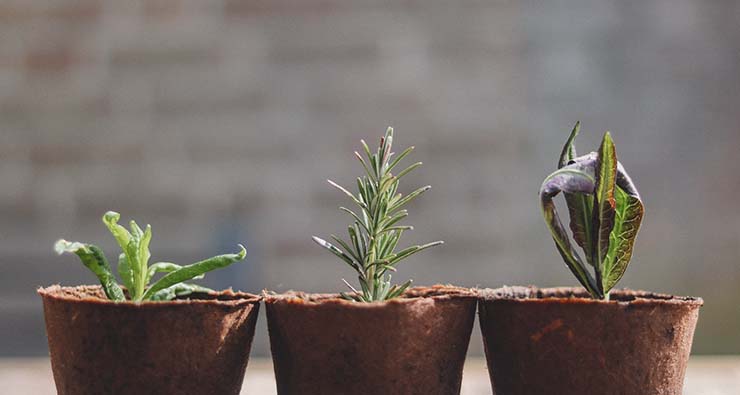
[313,127,443,302]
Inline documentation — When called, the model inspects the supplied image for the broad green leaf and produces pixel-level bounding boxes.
[55,240,125,301]
[539,168,601,298]
[142,245,246,300]
[602,186,644,293]
[565,193,595,265]
[592,132,618,293]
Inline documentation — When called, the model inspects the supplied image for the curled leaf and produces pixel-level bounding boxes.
[55,239,125,301]
[539,169,601,298]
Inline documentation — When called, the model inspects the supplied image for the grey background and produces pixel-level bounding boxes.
[1,0,738,357]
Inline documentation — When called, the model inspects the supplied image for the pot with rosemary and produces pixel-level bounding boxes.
[39,211,260,395]
[265,127,477,395]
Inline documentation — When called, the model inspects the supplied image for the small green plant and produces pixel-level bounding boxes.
[55,211,246,302]
[313,127,443,302]
[540,122,644,300]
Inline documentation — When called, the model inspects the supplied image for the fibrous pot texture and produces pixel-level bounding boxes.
[479,286,702,395]
[265,285,477,395]
[39,285,261,395]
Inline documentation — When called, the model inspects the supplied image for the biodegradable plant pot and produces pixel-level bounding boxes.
[265,285,477,395]
[479,286,702,395]
[39,285,261,395]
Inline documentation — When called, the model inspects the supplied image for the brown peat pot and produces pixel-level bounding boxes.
[265,285,477,395]
[39,285,261,395]
[478,286,703,395]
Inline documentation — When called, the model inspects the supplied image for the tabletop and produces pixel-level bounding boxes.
[1,356,738,394]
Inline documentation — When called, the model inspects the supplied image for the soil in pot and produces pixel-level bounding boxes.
[265,285,477,395]
[478,286,702,395]
[39,285,261,395]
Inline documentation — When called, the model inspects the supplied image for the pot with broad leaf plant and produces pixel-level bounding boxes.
[39,211,260,395]
[264,127,477,395]
[478,123,702,395]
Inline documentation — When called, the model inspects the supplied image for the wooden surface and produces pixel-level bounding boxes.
[1,356,738,394]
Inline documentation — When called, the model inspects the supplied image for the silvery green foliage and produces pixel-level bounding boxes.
[313,127,443,302]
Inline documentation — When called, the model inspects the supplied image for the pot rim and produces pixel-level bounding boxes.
[263,284,477,306]
[38,284,261,308]
[479,285,703,306]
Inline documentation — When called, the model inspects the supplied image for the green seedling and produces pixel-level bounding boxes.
[313,127,443,302]
[55,211,246,302]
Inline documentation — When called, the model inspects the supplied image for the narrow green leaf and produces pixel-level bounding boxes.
[142,245,246,300]
[328,180,368,210]
[558,121,580,168]
[312,236,360,271]
[341,278,361,295]
[394,162,422,180]
[354,151,376,181]
[388,185,430,212]
[378,225,413,235]
[386,279,412,299]
[379,210,408,229]
[378,174,397,194]
[378,231,400,258]
[331,235,362,266]
[388,241,443,265]
[387,146,414,172]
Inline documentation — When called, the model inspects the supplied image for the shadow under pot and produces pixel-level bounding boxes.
[265,285,477,395]
[478,286,702,395]
[38,285,261,395]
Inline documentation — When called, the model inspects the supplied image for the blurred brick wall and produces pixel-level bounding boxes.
[1,0,739,356]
